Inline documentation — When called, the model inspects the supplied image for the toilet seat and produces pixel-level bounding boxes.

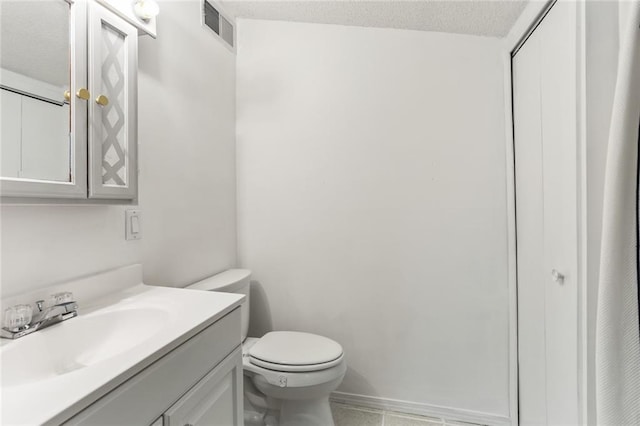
[248,331,344,373]
[250,353,344,372]
[243,354,347,389]
[241,334,346,389]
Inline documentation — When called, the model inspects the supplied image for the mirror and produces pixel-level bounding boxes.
[0,0,71,182]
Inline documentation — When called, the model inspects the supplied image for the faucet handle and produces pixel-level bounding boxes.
[3,305,33,331]
[51,292,74,305]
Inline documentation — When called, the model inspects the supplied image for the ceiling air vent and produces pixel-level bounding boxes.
[203,0,235,50]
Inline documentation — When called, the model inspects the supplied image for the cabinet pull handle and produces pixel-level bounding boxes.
[95,95,109,106]
[64,90,71,102]
[76,88,90,100]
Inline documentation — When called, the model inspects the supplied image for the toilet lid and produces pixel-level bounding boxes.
[249,331,343,372]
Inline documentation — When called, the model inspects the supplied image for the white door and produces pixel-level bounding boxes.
[512,2,579,425]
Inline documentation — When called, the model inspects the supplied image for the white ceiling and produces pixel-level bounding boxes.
[220,0,529,38]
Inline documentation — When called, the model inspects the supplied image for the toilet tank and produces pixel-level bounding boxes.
[186,269,251,341]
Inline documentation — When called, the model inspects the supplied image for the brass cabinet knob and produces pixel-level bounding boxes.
[76,88,90,100]
[64,90,71,102]
[95,95,109,106]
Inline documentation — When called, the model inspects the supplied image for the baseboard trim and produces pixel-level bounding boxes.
[330,392,512,426]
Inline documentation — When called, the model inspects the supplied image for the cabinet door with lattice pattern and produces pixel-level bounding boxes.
[88,3,137,200]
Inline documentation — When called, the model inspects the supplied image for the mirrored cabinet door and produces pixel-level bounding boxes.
[0,0,88,198]
[88,4,137,200]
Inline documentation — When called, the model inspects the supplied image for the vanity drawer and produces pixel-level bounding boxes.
[63,308,240,426]
[163,346,243,426]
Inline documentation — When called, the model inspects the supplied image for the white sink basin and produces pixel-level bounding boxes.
[1,267,244,426]
[1,307,170,388]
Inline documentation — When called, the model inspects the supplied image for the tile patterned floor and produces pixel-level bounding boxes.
[331,402,484,426]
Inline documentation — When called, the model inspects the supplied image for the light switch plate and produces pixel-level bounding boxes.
[125,209,141,240]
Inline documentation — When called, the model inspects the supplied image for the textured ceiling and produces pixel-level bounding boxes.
[0,0,69,87]
[220,0,529,38]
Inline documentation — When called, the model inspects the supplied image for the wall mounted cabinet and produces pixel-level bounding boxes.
[88,4,138,200]
[0,0,138,202]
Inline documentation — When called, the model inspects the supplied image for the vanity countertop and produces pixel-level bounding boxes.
[0,265,244,425]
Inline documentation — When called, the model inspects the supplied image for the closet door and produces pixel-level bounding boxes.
[538,3,579,424]
[513,2,579,425]
[513,24,547,426]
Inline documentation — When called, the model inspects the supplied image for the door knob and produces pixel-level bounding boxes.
[76,88,90,100]
[95,95,109,106]
[551,269,565,283]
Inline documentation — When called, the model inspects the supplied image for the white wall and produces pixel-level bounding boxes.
[236,19,510,420]
[0,0,236,297]
[0,205,140,297]
[138,1,237,287]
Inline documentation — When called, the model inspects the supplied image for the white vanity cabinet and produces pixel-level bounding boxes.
[162,349,243,426]
[63,308,243,426]
[0,0,139,201]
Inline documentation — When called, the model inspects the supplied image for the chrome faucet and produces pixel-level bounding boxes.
[1,292,78,339]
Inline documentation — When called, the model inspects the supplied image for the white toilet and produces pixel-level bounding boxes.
[186,269,346,426]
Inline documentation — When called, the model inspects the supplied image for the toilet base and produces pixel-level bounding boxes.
[243,376,337,426]
[279,396,334,426]
[241,337,345,426]
[243,396,335,426]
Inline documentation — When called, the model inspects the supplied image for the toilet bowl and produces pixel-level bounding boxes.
[186,269,345,426]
